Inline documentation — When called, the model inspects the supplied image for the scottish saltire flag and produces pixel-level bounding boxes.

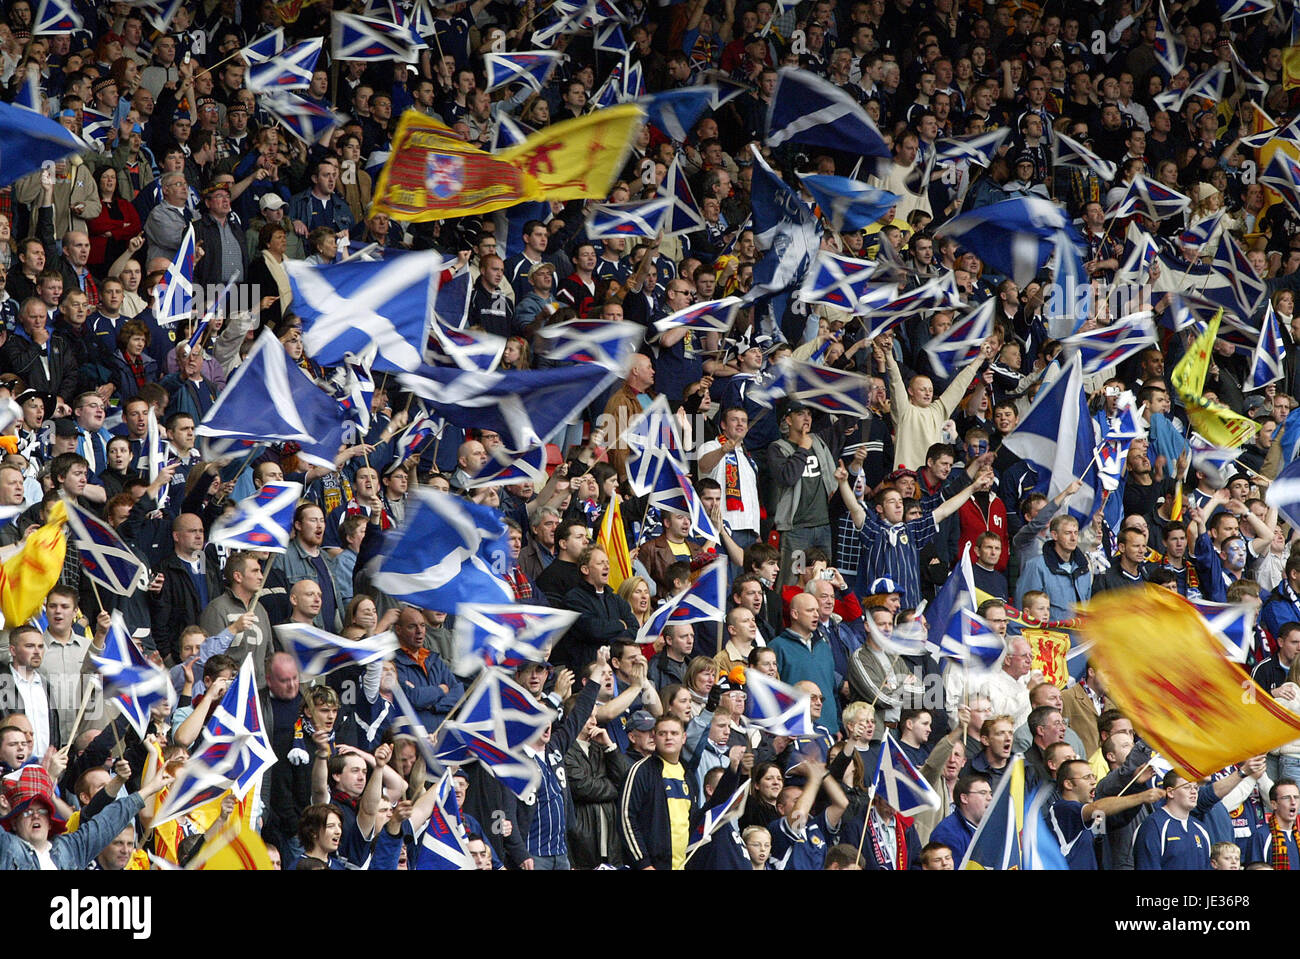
[1208,231,1267,320]
[91,612,168,702]
[246,37,322,93]
[491,113,528,152]
[766,67,890,158]
[1155,61,1229,111]
[937,608,1004,669]
[941,197,1086,287]
[799,252,877,311]
[196,331,347,467]
[327,351,374,439]
[1094,439,1126,492]
[1108,173,1190,221]
[202,654,277,799]
[432,268,471,330]
[748,145,820,299]
[652,295,742,336]
[260,93,343,144]
[1247,303,1286,391]
[622,60,645,99]
[1059,312,1156,374]
[332,12,418,61]
[144,405,170,512]
[1105,392,1147,441]
[414,771,474,870]
[586,197,673,239]
[659,157,705,236]
[209,481,302,553]
[188,273,241,351]
[452,604,577,673]
[139,0,186,34]
[465,446,549,489]
[925,298,994,375]
[1189,600,1256,663]
[1187,432,1243,488]
[392,408,440,464]
[798,174,899,233]
[589,59,624,108]
[1267,456,1300,531]
[639,87,716,142]
[63,498,149,595]
[1022,784,1069,870]
[483,51,563,93]
[634,558,727,643]
[387,677,442,772]
[858,272,964,335]
[744,668,814,737]
[275,623,399,678]
[622,395,687,497]
[14,63,41,115]
[762,359,874,418]
[398,362,614,454]
[241,27,286,64]
[926,550,978,652]
[647,462,719,542]
[287,251,439,373]
[1181,212,1226,255]
[1239,104,1286,149]
[154,227,195,326]
[872,733,942,816]
[371,488,513,611]
[1002,354,1102,524]
[685,779,749,861]
[437,725,542,799]
[960,755,1025,869]
[1261,150,1300,218]
[537,319,644,374]
[428,315,506,372]
[33,0,80,32]
[934,127,1011,167]
[865,615,931,657]
[451,668,556,752]
[1218,0,1273,19]
[594,20,627,52]
[1051,130,1118,182]
[1153,1,1185,77]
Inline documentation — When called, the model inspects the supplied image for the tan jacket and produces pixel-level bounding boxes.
[15,157,101,237]
[887,349,982,470]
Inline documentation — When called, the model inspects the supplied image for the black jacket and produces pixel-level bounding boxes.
[193,212,249,300]
[149,550,224,663]
[564,734,631,869]
[619,751,699,870]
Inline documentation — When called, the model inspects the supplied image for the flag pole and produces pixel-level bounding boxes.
[427,667,488,747]
[852,776,878,868]
[62,680,99,757]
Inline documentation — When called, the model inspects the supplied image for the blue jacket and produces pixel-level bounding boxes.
[392,648,465,727]
[287,188,356,235]
[1133,807,1212,870]
[770,628,840,733]
[1015,544,1093,622]
[929,810,978,863]
[0,793,144,869]
[1260,580,1300,644]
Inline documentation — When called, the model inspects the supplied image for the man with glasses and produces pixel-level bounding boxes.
[1050,759,1165,870]
[1133,771,1215,869]
[929,772,993,864]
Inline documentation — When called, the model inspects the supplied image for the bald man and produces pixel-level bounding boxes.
[770,592,840,732]
[288,579,322,626]
[451,439,487,491]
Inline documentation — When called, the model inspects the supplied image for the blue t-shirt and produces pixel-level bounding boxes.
[1047,799,1097,870]
[1133,808,1212,870]
[768,812,834,870]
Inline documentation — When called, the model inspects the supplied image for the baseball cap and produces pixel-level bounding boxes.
[628,709,657,732]
[528,260,556,278]
[259,193,286,211]
[870,577,900,595]
[52,417,78,439]
[780,398,810,417]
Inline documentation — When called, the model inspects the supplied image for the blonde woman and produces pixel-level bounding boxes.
[617,575,655,654]
[684,657,717,717]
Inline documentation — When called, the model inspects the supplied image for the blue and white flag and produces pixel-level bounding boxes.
[1261,150,1300,219]
[799,173,899,233]
[63,498,149,595]
[246,38,323,93]
[652,295,741,336]
[139,0,186,34]
[1155,61,1230,112]
[1104,392,1147,441]
[659,157,705,236]
[635,558,727,643]
[286,251,439,373]
[209,481,302,553]
[1060,312,1156,374]
[799,252,877,311]
[586,197,673,239]
[766,67,890,159]
[1115,224,1161,286]
[937,608,1004,670]
[275,623,399,678]
[594,20,627,52]
[934,127,1011,167]
[748,146,819,298]
[1108,173,1190,221]
[1218,0,1273,19]
[1208,230,1267,320]
[451,668,556,752]
[436,725,542,800]
[761,359,874,418]
[1189,599,1257,663]
[392,408,442,464]
[685,779,749,861]
[432,268,471,329]
[857,272,964,336]
[260,92,343,145]
[926,550,978,652]
[865,615,931,657]
[153,226,195,326]
[639,87,716,142]
[537,319,644,374]
[398,362,614,454]
[387,676,442,773]
[1267,456,1300,532]
[452,604,577,674]
[427,314,506,372]
[332,11,417,62]
[144,406,169,513]
[1023,783,1069,870]
[622,60,645,99]
[327,350,374,439]
[960,755,1024,869]
[371,488,513,611]
[1001,353,1102,524]
[490,113,528,152]
[241,27,285,64]
[871,732,942,816]
[1153,1,1185,77]
[414,771,473,870]
[465,446,549,489]
[483,50,564,93]
[622,395,687,497]
[925,298,994,375]
[196,331,347,468]
[647,462,718,542]
[91,612,168,702]
[941,197,1086,288]
[33,0,80,33]
[1187,431,1242,486]
[1051,130,1117,182]
[1247,302,1286,391]
[744,667,813,737]
[202,653,277,800]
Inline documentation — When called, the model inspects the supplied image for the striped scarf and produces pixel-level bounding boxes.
[1271,817,1292,871]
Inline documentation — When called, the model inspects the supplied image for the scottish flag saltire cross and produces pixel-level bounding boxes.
[451,604,578,674]
[743,668,814,737]
[799,252,878,311]
[274,623,399,678]
[154,226,195,326]
[209,481,303,553]
[871,732,942,816]
[63,497,149,595]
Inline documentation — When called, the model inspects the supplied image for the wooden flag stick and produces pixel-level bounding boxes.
[64,681,99,755]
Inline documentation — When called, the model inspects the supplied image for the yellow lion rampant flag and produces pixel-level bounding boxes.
[1169,310,1261,449]
[0,499,68,624]
[1080,585,1300,779]
[497,104,646,202]
[598,490,633,591]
